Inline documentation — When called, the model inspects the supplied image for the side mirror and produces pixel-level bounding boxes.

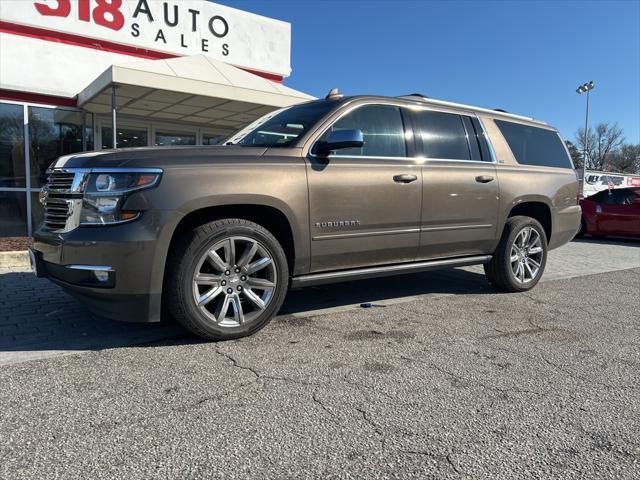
[315,129,364,156]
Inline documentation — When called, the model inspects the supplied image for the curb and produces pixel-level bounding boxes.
[0,251,30,268]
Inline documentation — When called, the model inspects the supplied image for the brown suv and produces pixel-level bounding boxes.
[31,93,581,340]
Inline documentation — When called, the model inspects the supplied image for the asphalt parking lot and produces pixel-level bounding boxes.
[1,238,639,479]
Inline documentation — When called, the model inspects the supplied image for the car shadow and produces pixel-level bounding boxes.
[0,267,491,356]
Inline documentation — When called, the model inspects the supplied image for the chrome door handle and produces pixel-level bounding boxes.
[393,174,418,183]
[475,175,494,183]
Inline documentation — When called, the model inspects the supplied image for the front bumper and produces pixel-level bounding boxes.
[31,210,173,323]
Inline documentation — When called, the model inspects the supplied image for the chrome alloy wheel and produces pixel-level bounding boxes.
[510,226,544,284]
[192,236,277,327]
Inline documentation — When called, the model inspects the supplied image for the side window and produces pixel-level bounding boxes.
[589,191,606,203]
[413,110,471,160]
[322,105,407,157]
[495,120,572,169]
[610,190,635,205]
[602,191,616,205]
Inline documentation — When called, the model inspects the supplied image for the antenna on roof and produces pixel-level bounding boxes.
[325,88,344,100]
[494,108,509,113]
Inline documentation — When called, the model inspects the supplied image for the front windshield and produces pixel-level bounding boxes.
[226,101,336,147]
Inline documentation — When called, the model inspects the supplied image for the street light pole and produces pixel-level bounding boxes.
[576,80,595,168]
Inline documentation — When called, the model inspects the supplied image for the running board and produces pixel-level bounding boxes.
[291,255,492,288]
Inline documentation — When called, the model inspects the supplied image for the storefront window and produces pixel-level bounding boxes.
[0,103,25,188]
[85,113,94,151]
[29,107,84,187]
[155,131,196,146]
[101,127,148,149]
[30,191,44,232]
[0,191,28,236]
[203,133,226,145]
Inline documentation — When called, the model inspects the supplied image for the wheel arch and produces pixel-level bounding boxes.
[166,201,300,278]
[506,199,553,242]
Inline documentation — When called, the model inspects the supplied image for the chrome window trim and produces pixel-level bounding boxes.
[306,101,498,165]
[475,116,498,164]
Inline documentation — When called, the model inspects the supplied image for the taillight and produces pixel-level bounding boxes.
[574,170,582,204]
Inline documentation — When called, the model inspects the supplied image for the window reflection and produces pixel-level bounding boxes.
[101,127,148,149]
[155,131,196,146]
[29,107,84,187]
[0,103,25,188]
[0,191,27,236]
[203,133,226,145]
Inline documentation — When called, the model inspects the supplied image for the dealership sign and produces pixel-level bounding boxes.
[0,0,291,77]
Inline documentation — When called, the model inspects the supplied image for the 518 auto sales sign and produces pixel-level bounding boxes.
[0,0,291,77]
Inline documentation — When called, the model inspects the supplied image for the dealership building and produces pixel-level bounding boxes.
[0,0,312,236]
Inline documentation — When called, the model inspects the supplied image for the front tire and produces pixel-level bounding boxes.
[484,216,548,292]
[165,219,289,340]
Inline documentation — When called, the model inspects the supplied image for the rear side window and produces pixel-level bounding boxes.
[323,104,407,157]
[495,120,572,169]
[412,110,470,160]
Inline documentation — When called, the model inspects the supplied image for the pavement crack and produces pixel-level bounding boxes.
[400,355,545,397]
[537,349,634,391]
[354,406,387,449]
[215,348,260,380]
[397,449,462,475]
[446,454,462,475]
[312,387,336,419]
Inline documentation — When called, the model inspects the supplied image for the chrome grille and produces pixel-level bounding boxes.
[47,171,76,190]
[44,197,72,231]
[42,170,87,233]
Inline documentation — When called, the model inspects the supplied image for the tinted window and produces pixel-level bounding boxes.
[461,116,482,161]
[231,101,336,147]
[588,191,607,202]
[495,120,572,169]
[321,105,407,157]
[413,110,470,160]
[605,189,636,205]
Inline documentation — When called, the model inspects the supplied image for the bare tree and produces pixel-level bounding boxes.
[607,144,640,174]
[575,122,625,170]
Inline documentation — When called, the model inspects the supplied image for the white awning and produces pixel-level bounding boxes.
[77,54,314,130]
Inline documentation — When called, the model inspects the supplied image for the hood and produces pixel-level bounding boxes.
[52,145,269,170]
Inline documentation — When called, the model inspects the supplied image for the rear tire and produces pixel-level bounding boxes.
[165,218,289,341]
[484,216,548,292]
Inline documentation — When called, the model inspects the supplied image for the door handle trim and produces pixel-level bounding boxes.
[393,174,418,183]
[475,175,494,183]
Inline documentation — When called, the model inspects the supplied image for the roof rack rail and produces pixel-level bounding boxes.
[395,95,544,124]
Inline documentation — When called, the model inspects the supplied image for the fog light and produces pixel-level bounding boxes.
[94,270,110,283]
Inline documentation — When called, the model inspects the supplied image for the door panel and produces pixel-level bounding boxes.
[598,204,640,236]
[307,157,422,272]
[418,161,499,259]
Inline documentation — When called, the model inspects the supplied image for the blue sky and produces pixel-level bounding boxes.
[221,0,640,144]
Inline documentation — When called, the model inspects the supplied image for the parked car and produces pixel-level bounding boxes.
[30,92,581,340]
[577,187,640,238]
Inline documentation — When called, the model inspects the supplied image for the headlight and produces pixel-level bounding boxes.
[80,171,161,225]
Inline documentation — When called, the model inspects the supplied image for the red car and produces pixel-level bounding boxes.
[577,187,640,238]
